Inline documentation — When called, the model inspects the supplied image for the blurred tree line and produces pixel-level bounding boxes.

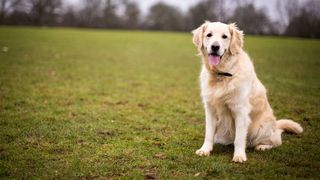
[0,0,319,38]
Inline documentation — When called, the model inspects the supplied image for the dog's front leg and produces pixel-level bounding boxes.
[196,103,216,156]
[230,104,250,163]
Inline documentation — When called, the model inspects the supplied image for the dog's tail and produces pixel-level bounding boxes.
[276,119,303,134]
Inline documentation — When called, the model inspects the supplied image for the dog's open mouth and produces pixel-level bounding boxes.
[208,53,222,67]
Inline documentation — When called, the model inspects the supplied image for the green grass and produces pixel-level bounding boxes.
[0,26,319,179]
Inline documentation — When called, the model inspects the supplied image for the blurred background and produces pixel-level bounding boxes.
[1,0,320,38]
[1,1,320,178]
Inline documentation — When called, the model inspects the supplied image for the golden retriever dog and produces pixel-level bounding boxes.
[192,21,303,163]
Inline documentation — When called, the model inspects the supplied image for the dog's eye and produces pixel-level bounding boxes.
[222,34,228,39]
[206,33,212,37]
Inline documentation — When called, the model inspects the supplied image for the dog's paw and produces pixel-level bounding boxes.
[232,154,247,163]
[195,148,211,156]
[255,144,273,151]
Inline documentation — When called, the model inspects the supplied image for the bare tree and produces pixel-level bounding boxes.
[78,0,103,27]
[186,0,222,30]
[26,0,62,25]
[0,0,21,23]
[1,0,319,38]
[122,0,140,29]
[303,0,320,18]
[146,2,185,31]
[76,0,122,28]
[216,0,228,22]
[276,0,301,24]
[229,3,274,35]
[102,0,120,28]
[285,0,320,38]
[62,5,78,27]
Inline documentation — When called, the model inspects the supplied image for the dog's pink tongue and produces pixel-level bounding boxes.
[208,55,220,66]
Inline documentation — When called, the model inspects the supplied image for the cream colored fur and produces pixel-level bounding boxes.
[192,21,303,163]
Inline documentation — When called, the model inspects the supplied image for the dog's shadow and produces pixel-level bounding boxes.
[211,144,234,155]
[211,144,255,155]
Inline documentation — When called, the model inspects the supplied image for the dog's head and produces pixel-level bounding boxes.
[192,21,243,70]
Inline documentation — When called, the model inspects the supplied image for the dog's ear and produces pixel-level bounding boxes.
[192,21,209,51]
[229,23,244,55]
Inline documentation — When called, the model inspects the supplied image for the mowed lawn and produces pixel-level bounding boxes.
[0,27,319,179]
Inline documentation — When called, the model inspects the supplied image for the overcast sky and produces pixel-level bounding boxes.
[66,0,280,20]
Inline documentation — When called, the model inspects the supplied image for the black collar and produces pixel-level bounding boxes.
[216,71,233,77]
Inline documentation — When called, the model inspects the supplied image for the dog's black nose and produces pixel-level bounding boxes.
[211,45,220,52]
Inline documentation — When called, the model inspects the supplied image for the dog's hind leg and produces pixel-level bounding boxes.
[253,125,283,151]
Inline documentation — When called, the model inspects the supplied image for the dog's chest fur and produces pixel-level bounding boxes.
[200,67,237,106]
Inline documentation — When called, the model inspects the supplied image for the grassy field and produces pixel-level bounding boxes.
[0,27,319,179]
